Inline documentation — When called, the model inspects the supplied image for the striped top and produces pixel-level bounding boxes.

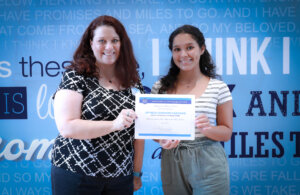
[151,78,232,138]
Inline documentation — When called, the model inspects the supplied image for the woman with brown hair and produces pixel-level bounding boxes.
[51,15,144,195]
[152,25,233,195]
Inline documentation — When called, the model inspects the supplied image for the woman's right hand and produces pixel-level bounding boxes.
[159,139,180,149]
[112,109,137,131]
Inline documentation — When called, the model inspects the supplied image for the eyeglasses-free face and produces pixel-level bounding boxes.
[90,25,121,67]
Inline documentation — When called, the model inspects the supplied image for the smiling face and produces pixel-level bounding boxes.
[172,33,204,72]
[90,25,121,67]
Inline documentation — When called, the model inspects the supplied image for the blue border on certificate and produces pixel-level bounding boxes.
[138,133,192,137]
[139,97,192,104]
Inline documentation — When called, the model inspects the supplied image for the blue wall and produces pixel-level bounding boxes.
[0,1,299,194]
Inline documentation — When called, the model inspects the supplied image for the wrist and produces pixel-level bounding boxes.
[111,120,120,132]
[133,171,143,178]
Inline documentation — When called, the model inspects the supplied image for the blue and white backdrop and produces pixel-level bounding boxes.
[0,1,299,194]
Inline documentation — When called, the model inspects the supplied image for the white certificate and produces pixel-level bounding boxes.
[135,94,195,140]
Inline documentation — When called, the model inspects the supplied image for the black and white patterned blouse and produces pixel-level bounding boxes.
[51,69,144,178]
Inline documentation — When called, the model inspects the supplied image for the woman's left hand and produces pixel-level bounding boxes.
[133,177,142,191]
[195,114,212,133]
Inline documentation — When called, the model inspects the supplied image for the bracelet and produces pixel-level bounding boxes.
[133,171,143,177]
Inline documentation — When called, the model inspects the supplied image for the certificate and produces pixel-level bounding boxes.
[135,94,195,140]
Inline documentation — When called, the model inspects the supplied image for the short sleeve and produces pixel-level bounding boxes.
[218,81,232,105]
[54,69,86,98]
[151,80,162,94]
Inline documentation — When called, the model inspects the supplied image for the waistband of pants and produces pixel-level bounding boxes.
[172,137,219,162]
[178,137,218,148]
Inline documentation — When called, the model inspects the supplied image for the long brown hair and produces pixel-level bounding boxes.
[67,15,140,88]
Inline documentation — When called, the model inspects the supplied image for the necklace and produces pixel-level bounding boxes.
[99,76,114,84]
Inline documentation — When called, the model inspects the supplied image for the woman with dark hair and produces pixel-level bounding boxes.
[152,25,233,195]
[51,15,144,195]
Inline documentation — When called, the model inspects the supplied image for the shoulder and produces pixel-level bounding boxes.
[151,80,162,94]
[131,82,145,95]
[58,69,87,91]
[60,69,89,86]
[209,78,229,89]
[210,78,225,85]
[62,69,83,79]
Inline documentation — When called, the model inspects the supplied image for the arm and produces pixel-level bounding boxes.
[54,89,135,139]
[196,100,233,141]
[133,139,145,191]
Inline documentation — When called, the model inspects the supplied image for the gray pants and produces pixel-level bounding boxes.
[161,137,230,195]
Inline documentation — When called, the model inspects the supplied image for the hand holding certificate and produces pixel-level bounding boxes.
[135,94,195,140]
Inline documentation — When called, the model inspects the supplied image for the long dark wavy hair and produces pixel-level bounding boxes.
[67,15,140,88]
[159,25,217,93]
